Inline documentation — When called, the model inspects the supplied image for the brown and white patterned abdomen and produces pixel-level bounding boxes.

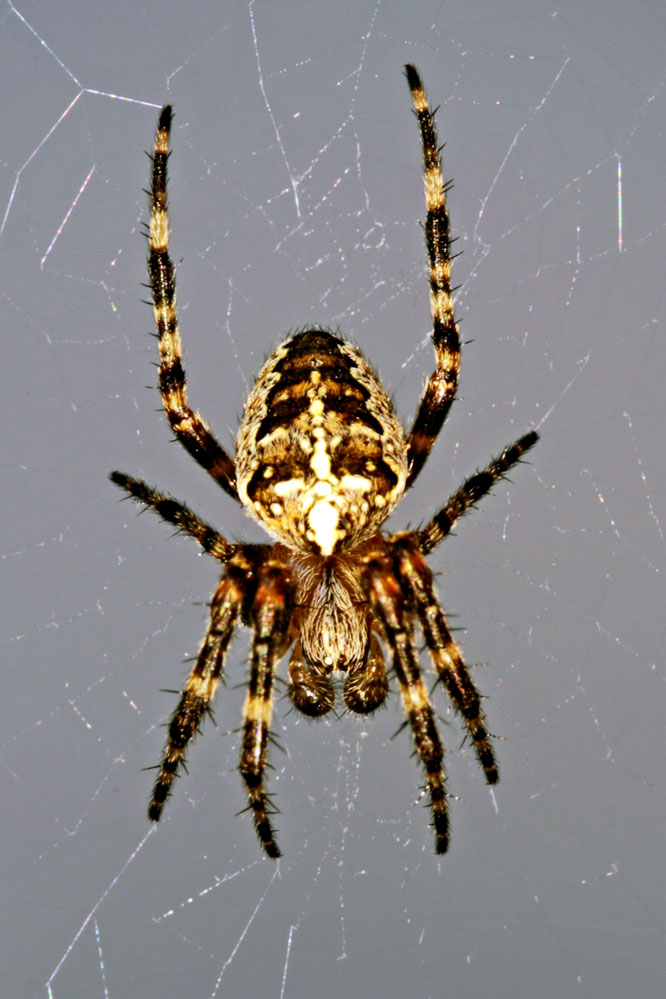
[236,330,408,555]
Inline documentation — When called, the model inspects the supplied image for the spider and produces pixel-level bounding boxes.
[110,65,538,859]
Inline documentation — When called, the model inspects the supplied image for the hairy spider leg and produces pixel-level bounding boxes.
[392,535,498,782]
[109,471,234,562]
[417,430,539,555]
[148,106,239,501]
[240,561,295,858]
[404,64,461,490]
[363,553,449,853]
[148,564,246,821]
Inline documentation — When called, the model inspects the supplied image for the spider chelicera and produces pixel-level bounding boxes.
[110,65,538,858]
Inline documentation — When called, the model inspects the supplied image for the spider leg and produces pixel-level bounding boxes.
[392,535,498,783]
[148,106,238,502]
[148,563,246,821]
[417,430,538,554]
[240,560,295,859]
[404,64,460,490]
[363,553,449,853]
[109,470,235,563]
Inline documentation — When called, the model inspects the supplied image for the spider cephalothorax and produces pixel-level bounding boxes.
[110,65,538,858]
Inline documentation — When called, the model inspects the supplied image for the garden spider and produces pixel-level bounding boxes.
[110,65,538,858]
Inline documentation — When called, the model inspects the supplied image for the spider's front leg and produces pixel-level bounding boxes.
[363,553,449,853]
[392,534,498,784]
[240,560,295,859]
[148,561,247,820]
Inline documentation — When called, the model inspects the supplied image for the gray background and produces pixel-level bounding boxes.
[3,1,665,997]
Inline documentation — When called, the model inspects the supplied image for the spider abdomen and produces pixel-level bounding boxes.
[236,329,408,555]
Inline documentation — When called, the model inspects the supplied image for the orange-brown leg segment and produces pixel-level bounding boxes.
[148,106,238,501]
[148,565,245,820]
[240,561,295,858]
[363,554,449,853]
[404,64,461,490]
[393,535,498,783]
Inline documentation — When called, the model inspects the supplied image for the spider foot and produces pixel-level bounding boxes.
[426,773,449,854]
[240,783,282,859]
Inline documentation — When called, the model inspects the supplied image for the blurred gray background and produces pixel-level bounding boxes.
[3,1,665,997]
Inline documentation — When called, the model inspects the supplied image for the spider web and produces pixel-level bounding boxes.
[3,1,666,996]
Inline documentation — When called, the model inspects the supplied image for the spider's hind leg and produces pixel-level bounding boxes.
[148,105,239,502]
[404,64,461,490]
